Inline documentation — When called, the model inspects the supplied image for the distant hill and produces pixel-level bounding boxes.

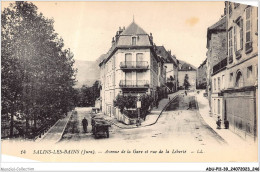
[73,60,100,88]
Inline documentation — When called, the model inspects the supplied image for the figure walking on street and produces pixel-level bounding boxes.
[82,117,88,133]
[216,116,222,129]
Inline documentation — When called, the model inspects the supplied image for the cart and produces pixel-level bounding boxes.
[91,116,111,138]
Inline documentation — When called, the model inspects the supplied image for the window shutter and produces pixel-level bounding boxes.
[234,26,237,52]
[240,18,243,50]
[245,7,252,53]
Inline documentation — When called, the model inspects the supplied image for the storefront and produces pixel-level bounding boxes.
[223,86,257,140]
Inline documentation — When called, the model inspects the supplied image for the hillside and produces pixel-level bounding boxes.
[73,60,100,88]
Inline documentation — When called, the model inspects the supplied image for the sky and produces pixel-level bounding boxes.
[2,1,226,67]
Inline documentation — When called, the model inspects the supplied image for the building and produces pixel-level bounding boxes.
[178,60,197,90]
[155,46,178,92]
[197,58,207,89]
[211,58,227,119]
[206,15,227,110]
[99,20,163,117]
[223,2,258,140]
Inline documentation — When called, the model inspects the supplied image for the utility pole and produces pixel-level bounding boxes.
[136,93,141,126]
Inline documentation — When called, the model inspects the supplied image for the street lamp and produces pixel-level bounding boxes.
[136,93,141,126]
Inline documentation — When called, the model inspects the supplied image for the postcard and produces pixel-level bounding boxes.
[1,1,259,171]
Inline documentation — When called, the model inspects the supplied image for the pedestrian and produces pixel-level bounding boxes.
[156,99,159,108]
[82,117,88,133]
[216,116,221,129]
[168,96,170,101]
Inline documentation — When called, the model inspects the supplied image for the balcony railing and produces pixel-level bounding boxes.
[120,61,149,70]
[213,58,227,74]
[119,80,149,88]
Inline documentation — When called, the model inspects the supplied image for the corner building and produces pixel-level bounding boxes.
[99,21,160,116]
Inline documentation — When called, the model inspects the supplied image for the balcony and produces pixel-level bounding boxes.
[120,61,149,70]
[119,80,149,88]
[213,58,227,74]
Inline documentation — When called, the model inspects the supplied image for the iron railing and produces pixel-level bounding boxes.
[119,80,149,88]
[120,61,149,69]
[213,58,227,74]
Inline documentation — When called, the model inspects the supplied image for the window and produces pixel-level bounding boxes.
[218,77,220,90]
[228,29,233,63]
[235,71,243,87]
[247,66,253,78]
[228,2,232,16]
[230,73,233,87]
[234,26,237,52]
[234,3,240,9]
[136,53,144,61]
[125,53,132,62]
[214,99,216,113]
[214,78,216,91]
[218,99,220,115]
[222,75,225,89]
[245,7,252,53]
[235,18,243,52]
[132,37,137,45]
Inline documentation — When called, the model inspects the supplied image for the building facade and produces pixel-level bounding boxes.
[197,58,207,89]
[211,58,227,119]
[178,60,197,90]
[99,21,164,116]
[223,2,258,140]
[206,15,227,110]
[155,46,178,93]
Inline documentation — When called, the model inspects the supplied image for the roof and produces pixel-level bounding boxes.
[207,15,226,48]
[208,15,226,31]
[198,58,207,69]
[99,21,156,66]
[121,21,147,35]
[156,46,172,62]
[178,60,197,71]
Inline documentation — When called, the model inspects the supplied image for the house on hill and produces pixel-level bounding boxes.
[178,60,197,90]
[155,46,178,92]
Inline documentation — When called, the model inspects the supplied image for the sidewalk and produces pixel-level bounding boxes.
[101,91,183,128]
[36,112,72,143]
[142,91,183,125]
[195,89,255,147]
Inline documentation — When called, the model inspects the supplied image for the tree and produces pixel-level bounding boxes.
[184,74,190,90]
[114,94,153,119]
[1,2,77,138]
[76,81,100,107]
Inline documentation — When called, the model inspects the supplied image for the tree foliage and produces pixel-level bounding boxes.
[75,81,100,107]
[114,94,153,119]
[1,2,77,138]
[183,74,190,90]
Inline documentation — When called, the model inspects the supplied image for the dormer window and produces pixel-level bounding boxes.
[132,36,137,45]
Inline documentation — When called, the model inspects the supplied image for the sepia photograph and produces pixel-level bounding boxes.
[1,0,259,171]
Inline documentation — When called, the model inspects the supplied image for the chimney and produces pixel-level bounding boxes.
[168,50,171,56]
[118,27,123,35]
[123,26,125,30]
[115,31,119,41]
[112,37,115,45]
[150,33,153,43]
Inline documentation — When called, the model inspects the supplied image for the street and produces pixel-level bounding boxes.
[60,92,226,148]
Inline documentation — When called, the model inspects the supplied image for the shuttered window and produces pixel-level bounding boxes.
[228,29,233,63]
[245,7,252,53]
